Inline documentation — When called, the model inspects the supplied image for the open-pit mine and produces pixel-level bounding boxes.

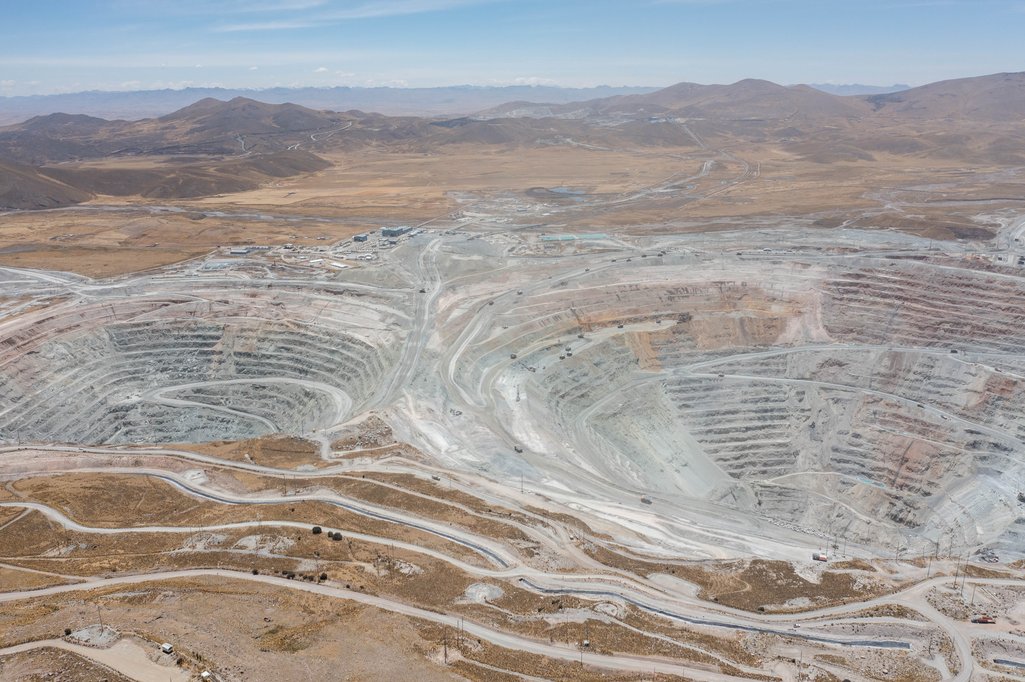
[4,74,1025,681]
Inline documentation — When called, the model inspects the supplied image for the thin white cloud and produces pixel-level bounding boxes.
[314,66,329,72]
[241,0,329,10]
[137,0,329,15]
[323,0,496,20]
[649,0,735,4]
[216,0,500,31]
[217,20,317,31]
[0,49,393,69]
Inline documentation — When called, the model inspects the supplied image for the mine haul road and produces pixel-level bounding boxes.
[0,569,764,682]
[0,565,1013,681]
[2,479,1011,682]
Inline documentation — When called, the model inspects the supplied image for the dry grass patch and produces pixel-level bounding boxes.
[0,245,208,278]
[415,621,691,682]
[0,506,26,526]
[0,576,456,681]
[180,436,324,469]
[10,474,491,568]
[0,647,134,682]
[0,566,75,592]
[198,145,699,219]
[582,543,894,612]
[0,203,366,277]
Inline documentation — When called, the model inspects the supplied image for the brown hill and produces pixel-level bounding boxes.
[158,96,344,138]
[0,99,339,209]
[0,97,350,164]
[41,150,330,200]
[604,79,869,120]
[478,78,868,122]
[0,114,132,165]
[0,159,92,210]
[0,149,330,210]
[863,72,1025,121]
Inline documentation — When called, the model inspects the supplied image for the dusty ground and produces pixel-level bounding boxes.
[10,468,538,553]
[196,146,700,216]
[0,577,463,682]
[0,508,768,675]
[6,474,491,567]
[0,202,367,277]
[0,566,74,592]
[582,542,899,613]
[330,414,395,450]
[179,436,326,470]
[0,647,134,682]
[4,139,1017,278]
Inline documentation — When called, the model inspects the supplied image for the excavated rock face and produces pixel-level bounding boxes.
[445,252,1025,553]
[6,234,1025,556]
[0,284,405,445]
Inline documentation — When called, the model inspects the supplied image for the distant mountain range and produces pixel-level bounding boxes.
[3,71,1024,210]
[474,72,1025,124]
[0,83,920,126]
[0,85,659,126]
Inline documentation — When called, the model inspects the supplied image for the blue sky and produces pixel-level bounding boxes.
[1,0,1022,96]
